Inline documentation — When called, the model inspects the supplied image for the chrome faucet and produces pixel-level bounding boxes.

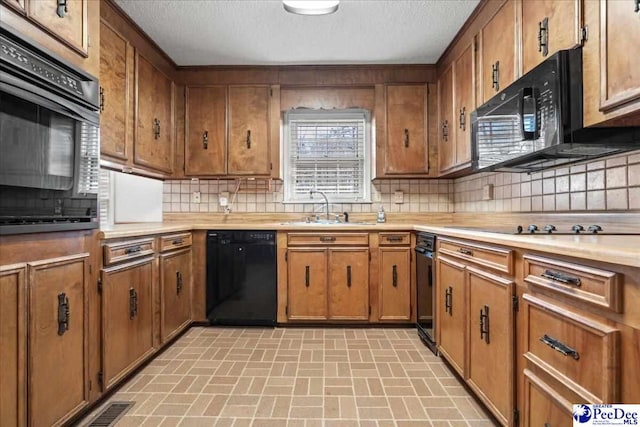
[310,190,330,220]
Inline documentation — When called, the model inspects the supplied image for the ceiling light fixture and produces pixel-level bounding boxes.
[283,0,340,16]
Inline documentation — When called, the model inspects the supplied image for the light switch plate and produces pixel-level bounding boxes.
[219,191,230,207]
[191,191,201,204]
[394,190,404,204]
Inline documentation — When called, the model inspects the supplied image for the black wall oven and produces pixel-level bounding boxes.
[415,232,436,354]
[0,24,99,235]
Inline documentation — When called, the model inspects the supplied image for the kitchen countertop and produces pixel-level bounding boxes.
[99,220,640,268]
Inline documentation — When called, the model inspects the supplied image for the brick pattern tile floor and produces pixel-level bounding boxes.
[80,327,498,427]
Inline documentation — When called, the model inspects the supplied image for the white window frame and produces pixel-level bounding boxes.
[283,109,371,204]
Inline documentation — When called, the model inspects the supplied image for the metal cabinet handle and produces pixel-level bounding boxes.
[459,106,466,131]
[540,334,580,360]
[636,0,640,13]
[153,118,161,140]
[491,61,500,91]
[347,265,352,287]
[176,271,183,294]
[386,236,404,242]
[56,0,68,17]
[246,130,251,149]
[479,305,490,343]
[403,128,409,148]
[57,292,70,335]
[124,246,142,255]
[541,269,581,287]
[442,120,449,142]
[172,238,184,245]
[544,423,551,427]
[129,287,138,319]
[99,87,105,112]
[203,131,209,149]
[538,17,549,56]
[458,248,473,256]
[305,266,310,287]
[319,236,336,242]
[445,286,452,315]
[392,265,398,287]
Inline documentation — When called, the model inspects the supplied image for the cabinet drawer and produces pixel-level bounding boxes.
[379,232,410,246]
[523,294,619,403]
[523,369,573,427]
[103,238,155,266]
[523,254,621,312]
[287,233,369,246]
[437,238,513,275]
[159,233,192,252]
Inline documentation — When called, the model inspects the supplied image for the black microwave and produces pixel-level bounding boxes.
[471,48,640,173]
[0,24,100,235]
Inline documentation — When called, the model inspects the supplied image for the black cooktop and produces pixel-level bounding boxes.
[445,224,640,235]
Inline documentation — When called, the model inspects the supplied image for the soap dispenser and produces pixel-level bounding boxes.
[377,205,386,223]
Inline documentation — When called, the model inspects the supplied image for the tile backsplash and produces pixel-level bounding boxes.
[160,151,640,215]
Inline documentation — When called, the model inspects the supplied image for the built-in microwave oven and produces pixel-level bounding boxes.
[0,24,100,235]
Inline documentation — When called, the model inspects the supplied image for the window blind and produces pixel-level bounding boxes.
[284,110,370,203]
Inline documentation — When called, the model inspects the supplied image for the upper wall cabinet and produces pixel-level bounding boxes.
[375,84,431,178]
[478,0,519,104]
[583,0,640,126]
[521,0,583,74]
[184,85,277,177]
[438,65,455,174]
[28,0,88,55]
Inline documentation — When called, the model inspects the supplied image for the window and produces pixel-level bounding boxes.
[283,109,371,203]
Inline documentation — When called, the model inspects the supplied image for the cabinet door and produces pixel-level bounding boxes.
[438,64,455,174]
[436,256,465,376]
[135,54,174,174]
[100,21,132,162]
[0,265,26,427]
[185,86,227,176]
[384,85,428,175]
[101,258,154,390]
[480,0,517,103]
[599,0,640,111]
[287,249,327,320]
[328,248,369,320]
[523,369,573,427]
[228,86,270,175]
[28,0,88,55]
[378,247,411,321]
[2,0,25,14]
[160,249,192,343]
[522,0,582,74]
[453,44,474,170]
[467,266,515,427]
[28,254,89,427]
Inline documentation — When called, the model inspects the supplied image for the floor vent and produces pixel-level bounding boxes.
[87,402,134,426]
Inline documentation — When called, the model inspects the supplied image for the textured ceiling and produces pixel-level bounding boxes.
[113,0,480,66]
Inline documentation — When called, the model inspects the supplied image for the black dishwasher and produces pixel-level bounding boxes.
[206,231,277,326]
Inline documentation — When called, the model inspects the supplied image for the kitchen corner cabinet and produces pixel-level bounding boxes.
[27,0,89,56]
[134,53,174,174]
[159,234,192,343]
[28,254,90,427]
[521,0,582,75]
[478,0,518,104]
[438,64,455,174]
[381,85,429,176]
[0,265,26,427]
[582,0,640,126]
[378,233,412,321]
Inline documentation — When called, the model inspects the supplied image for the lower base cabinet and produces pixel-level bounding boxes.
[436,256,466,376]
[523,369,573,427]
[101,258,154,390]
[160,248,192,342]
[378,247,411,321]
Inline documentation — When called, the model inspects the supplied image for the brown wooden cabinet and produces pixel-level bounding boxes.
[100,20,133,162]
[436,256,466,377]
[28,254,90,427]
[287,249,328,320]
[185,86,227,176]
[0,265,26,427]
[521,0,582,74]
[328,249,369,320]
[134,53,174,174]
[522,369,573,427]
[27,0,88,56]
[378,247,411,321]
[479,0,518,103]
[437,64,455,174]
[382,85,428,175]
[100,257,154,391]
[2,0,25,13]
[159,246,192,343]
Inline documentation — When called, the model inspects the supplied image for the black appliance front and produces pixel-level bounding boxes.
[206,231,277,326]
[415,232,437,354]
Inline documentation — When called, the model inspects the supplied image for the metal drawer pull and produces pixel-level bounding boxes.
[538,17,549,56]
[636,0,640,13]
[458,248,473,256]
[347,265,352,287]
[403,128,409,148]
[57,293,70,335]
[172,238,184,245]
[57,0,68,17]
[544,423,551,427]
[176,271,183,294]
[540,334,580,360]
[386,236,404,242]
[392,265,398,287]
[541,269,581,286]
[203,131,209,149]
[445,286,452,315]
[305,266,310,287]
[124,246,142,255]
[479,305,490,344]
[319,236,336,242]
[246,130,251,149]
[129,287,138,319]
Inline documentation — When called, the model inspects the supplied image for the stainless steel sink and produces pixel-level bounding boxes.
[279,220,376,226]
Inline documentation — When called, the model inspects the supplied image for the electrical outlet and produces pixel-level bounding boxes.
[482,184,494,200]
[191,191,201,204]
[394,190,404,204]
[219,191,230,207]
